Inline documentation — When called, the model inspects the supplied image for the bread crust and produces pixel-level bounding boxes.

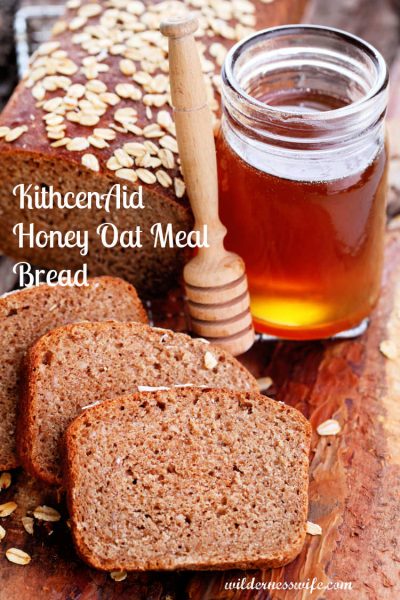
[64,390,311,572]
[17,351,43,478]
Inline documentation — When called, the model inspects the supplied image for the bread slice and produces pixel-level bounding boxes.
[65,388,311,572]
[19,322,257,486]
[0,277,147,470]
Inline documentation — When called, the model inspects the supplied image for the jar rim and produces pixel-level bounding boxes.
[223,24,388,121]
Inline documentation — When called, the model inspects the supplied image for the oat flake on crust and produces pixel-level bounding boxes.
[3,0,256,198]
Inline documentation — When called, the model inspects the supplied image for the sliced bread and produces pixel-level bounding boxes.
[0,277,147,470]
[65,388,311,571]
[18,322,258,486]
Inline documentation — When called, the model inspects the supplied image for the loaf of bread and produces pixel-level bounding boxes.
[65,388,311,571]
[0,276,147,470]
[0,0,280,297]
[18,321,258,485]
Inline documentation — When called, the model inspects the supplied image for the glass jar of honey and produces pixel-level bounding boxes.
[218,26,389,340]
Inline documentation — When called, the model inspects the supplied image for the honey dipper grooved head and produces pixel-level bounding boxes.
[185,273,255,355]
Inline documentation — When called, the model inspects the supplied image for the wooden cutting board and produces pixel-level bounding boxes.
[1,217,399,600]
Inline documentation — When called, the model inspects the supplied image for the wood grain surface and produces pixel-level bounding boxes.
[1,237,399,600]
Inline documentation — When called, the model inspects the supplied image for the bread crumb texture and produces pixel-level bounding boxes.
[0,277,146,470]
[20,321,258,485]
[65,388,311,571]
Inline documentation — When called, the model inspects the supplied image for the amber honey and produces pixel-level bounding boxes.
[218,126,387,339]
[219,25,389,339]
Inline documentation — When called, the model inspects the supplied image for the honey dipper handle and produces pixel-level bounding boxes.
[161,14,226,247]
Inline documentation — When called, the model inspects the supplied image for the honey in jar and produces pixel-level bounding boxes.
[218,26,389,339]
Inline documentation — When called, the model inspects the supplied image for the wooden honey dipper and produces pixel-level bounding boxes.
[161,14,255,356]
